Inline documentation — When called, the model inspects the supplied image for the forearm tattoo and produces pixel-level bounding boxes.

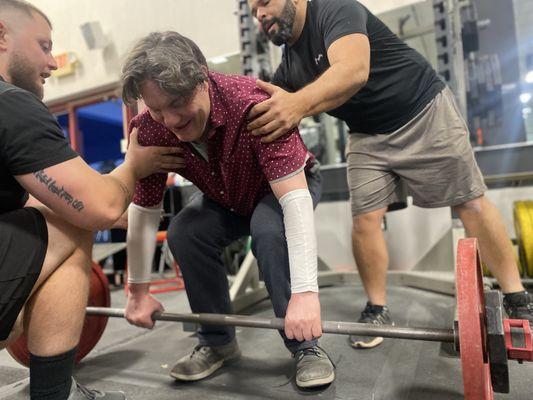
[33,170,85,212]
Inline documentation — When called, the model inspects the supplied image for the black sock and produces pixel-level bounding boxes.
[368,302,385,312]
[503,291,530,309]
[30,347,76,400]
[504,290,528,301]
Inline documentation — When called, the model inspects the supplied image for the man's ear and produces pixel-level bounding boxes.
[0,21,8,51]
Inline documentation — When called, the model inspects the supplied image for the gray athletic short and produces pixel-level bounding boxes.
[346,87,487,216]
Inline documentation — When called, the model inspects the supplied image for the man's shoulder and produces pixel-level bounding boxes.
[0,83,53,129]
[0,81,41,107]
[210,72,269,110]
[311,0,363,9]
[131,109,164,131]
[0,79,19,96]
[310,0,366,18]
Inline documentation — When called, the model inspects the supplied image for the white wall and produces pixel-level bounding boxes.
[359,0,425,15]
[316,185,533,273]
[315,200,452,272]
[31,0,240,102]
[32,0,428,102]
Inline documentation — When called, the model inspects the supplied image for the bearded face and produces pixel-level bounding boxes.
[261,0,296,46]
[7,50,44,99]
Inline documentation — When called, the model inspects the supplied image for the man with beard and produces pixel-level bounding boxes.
[0,1,182,399]
[121,31,335,388]
[247,0,533,349]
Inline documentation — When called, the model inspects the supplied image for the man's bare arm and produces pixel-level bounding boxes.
[16,129,183,231]
[247,33,370,142]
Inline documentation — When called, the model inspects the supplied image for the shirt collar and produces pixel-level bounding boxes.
[206,72,227,136]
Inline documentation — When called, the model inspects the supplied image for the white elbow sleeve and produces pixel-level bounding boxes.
[279,189,318,293]
[126,203,162,284]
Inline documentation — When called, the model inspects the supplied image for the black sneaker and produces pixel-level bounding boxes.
[349,302,393,349]
[503,291,533,325]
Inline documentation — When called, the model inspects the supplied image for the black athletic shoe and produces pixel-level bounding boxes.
[349,302,393,349]
[503,291,533,325]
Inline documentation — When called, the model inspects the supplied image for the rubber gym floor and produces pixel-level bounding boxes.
[1,283,532,399]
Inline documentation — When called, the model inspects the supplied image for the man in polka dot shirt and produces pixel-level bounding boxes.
[120,32,335,389]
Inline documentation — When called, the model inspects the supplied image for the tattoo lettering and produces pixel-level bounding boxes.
[34,170,85,212]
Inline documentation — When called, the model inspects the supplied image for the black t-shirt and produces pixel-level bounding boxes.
[0,78,78,214]
[272,0,445,134]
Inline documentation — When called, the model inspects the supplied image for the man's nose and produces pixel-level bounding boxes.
[48,53,58,71]
[162,111,184,130]
[257,8,267,23]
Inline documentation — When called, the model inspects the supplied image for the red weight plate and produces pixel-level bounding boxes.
[7,261,110,366]
[76,261,110,362]
[456,238,494,400]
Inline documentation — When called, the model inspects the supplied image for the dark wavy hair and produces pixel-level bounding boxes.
[121,31,208,106]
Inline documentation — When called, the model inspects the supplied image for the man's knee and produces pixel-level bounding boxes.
[352,208,386,234]
[72,228,93,259]
[0,312,24,350]
[251,223,285,252]
[167,212,195,245]
[452,195,485,217]
[166,211,209,264]
[39,204,93,259]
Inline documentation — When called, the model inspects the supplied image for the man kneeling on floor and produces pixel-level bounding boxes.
[120,31,335,389]
[0,1,183,399]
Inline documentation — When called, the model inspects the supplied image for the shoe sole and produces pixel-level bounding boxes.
[170,359,224,381]
[296,370,335,388]
[169,352,241,381]
[350,336,384,349]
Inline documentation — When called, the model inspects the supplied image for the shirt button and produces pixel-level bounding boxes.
[220,191,224,195]
[230,208,235,212]
[211,172,215,176]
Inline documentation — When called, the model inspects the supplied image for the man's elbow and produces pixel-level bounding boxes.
[101,206,128,230]
[351,66,369,91]
[337,65,368,102]
[82,207,125,231]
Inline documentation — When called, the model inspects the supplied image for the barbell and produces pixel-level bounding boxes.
[7,238,533,400]
[86,306,456,343]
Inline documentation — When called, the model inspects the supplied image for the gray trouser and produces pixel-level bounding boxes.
[167,166,322,353]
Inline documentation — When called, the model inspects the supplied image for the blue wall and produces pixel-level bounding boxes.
[56,100,124,169]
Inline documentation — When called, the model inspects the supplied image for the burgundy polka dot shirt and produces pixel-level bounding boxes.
[130,72,314,216]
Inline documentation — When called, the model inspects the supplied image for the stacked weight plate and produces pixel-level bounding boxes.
[514,200,533,277]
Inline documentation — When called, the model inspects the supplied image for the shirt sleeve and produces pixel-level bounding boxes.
[129,115,168,207]
[252,128,309,182]
[318,0,368,50]
[0,89,78,175]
